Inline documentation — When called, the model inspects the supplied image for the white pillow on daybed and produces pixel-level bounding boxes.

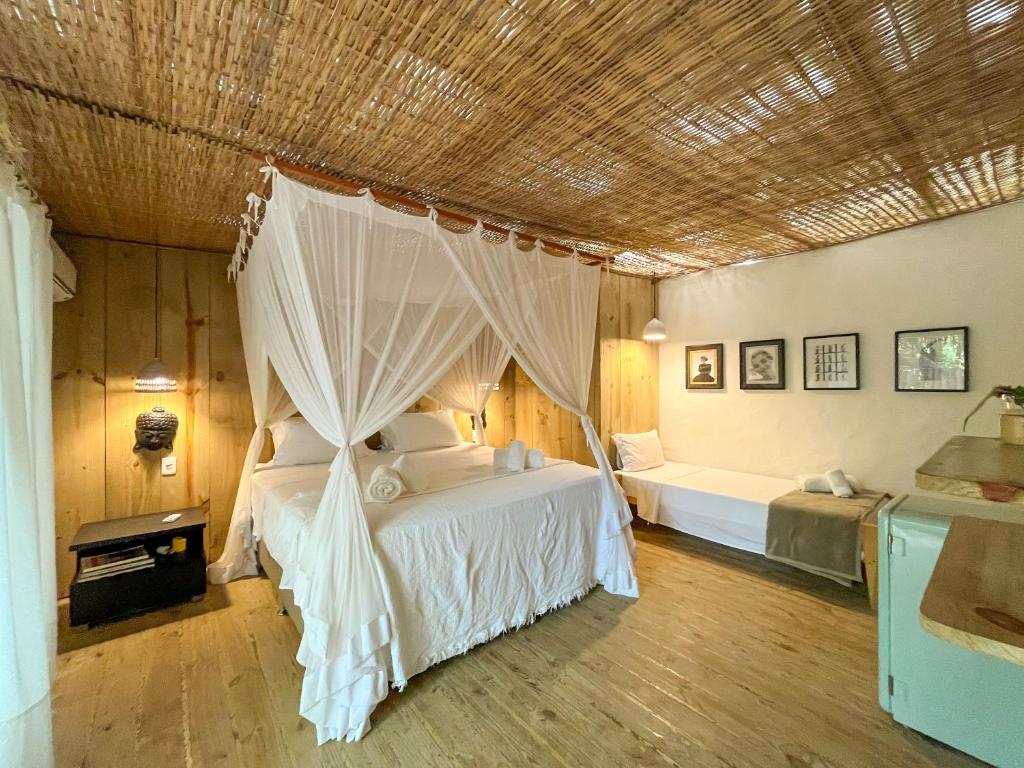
[270,417,372,465]
[380,410,463,453]
[611,429,665,472]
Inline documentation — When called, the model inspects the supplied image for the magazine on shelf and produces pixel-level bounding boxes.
[80,545,153,575]
[77,560,156,582]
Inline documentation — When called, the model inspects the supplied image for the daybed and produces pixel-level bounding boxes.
[616,462,796,555]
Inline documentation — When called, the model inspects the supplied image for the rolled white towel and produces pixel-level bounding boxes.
[507,439,527,472]
[796,473,861,494]
[825,468,854,498]
[493,447,510,470]
[525,448,545,469]
[367,464,404,502]
[391,453,427,494]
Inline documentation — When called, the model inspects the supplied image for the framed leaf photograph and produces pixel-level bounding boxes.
[895,326,968,392]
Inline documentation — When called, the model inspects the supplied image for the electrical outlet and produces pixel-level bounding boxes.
[161,456,177,476]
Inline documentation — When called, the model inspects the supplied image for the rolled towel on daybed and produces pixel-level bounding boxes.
[525,448,545,469]
[391,453,427,493]
[825,468,854,498]
[796,472,861,495]
[367,464,404,502]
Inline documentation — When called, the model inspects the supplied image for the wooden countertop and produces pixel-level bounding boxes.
[920,515,1024,666]
[916,435,1024,503]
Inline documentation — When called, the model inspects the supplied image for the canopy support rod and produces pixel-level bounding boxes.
[253,153,611,266]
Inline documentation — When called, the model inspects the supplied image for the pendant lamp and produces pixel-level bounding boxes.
[642,279,667,342]
[135,250,177,393]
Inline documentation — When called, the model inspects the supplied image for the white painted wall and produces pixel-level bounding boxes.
[658,200,1024,494]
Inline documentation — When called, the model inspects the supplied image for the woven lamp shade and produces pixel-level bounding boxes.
[134,359,177,394]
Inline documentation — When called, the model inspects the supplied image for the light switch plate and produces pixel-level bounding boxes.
[161,456,177,476]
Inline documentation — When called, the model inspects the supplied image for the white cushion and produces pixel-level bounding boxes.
[380,410,463,453]
[611,429,665,472]
[270,417,371,465]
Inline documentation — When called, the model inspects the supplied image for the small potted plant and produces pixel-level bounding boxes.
[962,385,1024,445]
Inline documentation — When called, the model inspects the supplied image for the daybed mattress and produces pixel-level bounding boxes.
[617,462,796,554]
[251,444,604,687]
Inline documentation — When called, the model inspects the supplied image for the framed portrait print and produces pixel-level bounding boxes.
[740,339,785,390]
[685,343,724,389]
[803,333,859,390]
[895,326,968,392]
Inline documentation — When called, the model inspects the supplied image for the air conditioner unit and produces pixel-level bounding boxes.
[51,237,77,302]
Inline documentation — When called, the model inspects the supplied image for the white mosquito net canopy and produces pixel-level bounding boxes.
[210,167,637,743]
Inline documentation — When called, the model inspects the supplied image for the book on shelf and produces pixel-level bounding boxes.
[77,560,156,582]
[79,545,154,577]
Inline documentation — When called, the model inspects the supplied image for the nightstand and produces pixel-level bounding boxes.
[69,505,207,626]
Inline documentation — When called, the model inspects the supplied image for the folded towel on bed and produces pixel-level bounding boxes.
[492,447,510,470]
[506,440,527,471]
[367,464,404,502]
[825,468,854,498]
[796,472,861,494]
[493,440,528,472]
[391,453,427,494]
[525,448,545,469]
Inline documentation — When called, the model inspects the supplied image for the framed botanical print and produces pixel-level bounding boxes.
[740,339,785,390]
[895,326,968,392]
[803,333,859,390]
[685,343,724,389]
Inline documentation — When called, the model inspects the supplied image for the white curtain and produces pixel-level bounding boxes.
[207,274,294,584]
[247,170,485,743]
[0,163,56,766]
[440,230,638,597]
[427,325,510,444]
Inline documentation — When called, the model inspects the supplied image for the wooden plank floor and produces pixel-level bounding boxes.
[53,525,983,768]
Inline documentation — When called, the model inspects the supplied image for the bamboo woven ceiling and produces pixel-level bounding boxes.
[2,0,1023,276]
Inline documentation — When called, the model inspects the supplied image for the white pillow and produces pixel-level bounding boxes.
[269,417,372,465]
[611,429,665,472]
[380,410,462,453]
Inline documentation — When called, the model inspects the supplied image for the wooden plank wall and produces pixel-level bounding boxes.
[512,271,659,466]
[52,235,253,597]
[52,246,657,597]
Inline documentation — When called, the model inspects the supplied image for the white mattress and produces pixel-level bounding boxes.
[252,444,605,687]
[617,462,795,554]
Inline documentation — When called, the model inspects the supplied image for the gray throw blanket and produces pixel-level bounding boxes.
[765,489,890,586]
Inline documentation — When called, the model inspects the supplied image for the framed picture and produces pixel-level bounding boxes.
[685,343,724,389]
[895,326,968,392]
[803,333,859,390]
[740,339,785,390]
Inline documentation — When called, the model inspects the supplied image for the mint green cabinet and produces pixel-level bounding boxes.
[878,495,1024,767]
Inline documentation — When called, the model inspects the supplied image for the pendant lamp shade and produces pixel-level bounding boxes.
[135,249,177,393]
[135,358,177,393]
[642,317,667,342]
[642,278,667,342]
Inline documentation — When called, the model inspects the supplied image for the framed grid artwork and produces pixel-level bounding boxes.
[803,333,860,390]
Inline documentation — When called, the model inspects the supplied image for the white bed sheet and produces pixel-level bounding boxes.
[252,444,604,687]
[617,462,795,555]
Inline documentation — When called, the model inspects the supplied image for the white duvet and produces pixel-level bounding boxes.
[252,444,604,687]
